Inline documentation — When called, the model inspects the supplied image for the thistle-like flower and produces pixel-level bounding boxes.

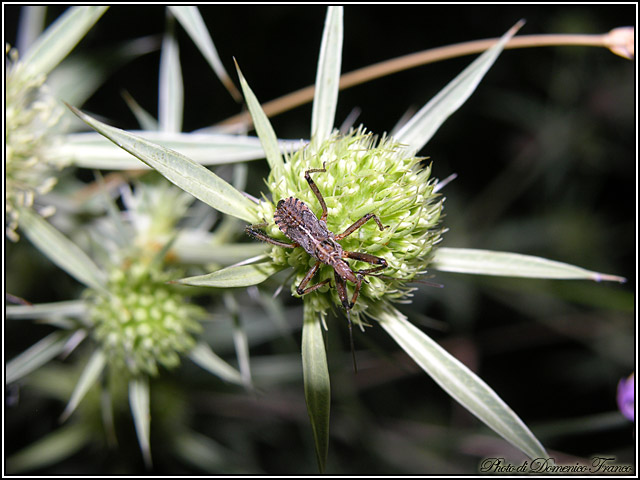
[7,178,236,469]
[10,179,209,380]
[255,129,444,325]
[82,180,205,377]
[5,45,65,241]
[86,260,203,377]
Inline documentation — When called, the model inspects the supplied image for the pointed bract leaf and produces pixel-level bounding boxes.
[169,6,241,101]
[235,61,286,179]
[6,299,88,319]
[129,377,152,469]
[173,430,245,473]
[226,295,253,390]
[67,105,258,223]
[394,21,524,153]
[173,239,268,265]
[6,331,74,384]
[189,341,244,385]
[47,36,160,107]
[302,303,330,473]
[16,6,47,54]
[60,349,107,422]
[21,6,109,76]
[95,171,129,247]
[176,262,280,288]
[159,12,184,133]
[378,306,547,459]
[121,91,159,131]
[233,327,253,389]
[18,207,106,291]
[53,131,305,169]
[432,247,626,282]
[311,6,343,146]
[6,423,89,474]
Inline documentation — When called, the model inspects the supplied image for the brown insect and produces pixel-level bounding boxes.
[246,164,388,369]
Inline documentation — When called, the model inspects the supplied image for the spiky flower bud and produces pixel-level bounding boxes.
[87,261,204,377]
[254,128,444,323]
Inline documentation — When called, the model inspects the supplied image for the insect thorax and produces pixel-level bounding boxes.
[314,238,344,265]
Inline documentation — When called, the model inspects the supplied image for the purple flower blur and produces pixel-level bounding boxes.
[617,373,634,421]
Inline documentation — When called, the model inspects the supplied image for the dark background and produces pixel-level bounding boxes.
[4,4,636,474]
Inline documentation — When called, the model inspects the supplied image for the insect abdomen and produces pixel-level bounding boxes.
[274,197,328,255]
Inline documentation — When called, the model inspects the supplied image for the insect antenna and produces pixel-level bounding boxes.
[346,310,358,374]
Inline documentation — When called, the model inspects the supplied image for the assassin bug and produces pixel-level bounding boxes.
[245,164,389,370]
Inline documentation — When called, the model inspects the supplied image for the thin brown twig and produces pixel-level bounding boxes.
[218,29,633,129]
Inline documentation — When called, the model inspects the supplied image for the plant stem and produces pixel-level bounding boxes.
[219,30,632,129]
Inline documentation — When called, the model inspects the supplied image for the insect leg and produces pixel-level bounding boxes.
[245,226,298,248]
[304,164,328,222]
[343,250,388,275]
[347,272,364,309]
[296,261,331,295]
[334,213,387,241]
[334,268,352,309]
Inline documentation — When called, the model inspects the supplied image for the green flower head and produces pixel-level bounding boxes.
[254,128,444,324]
[82,181,206,378]
[86,260,204,377]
